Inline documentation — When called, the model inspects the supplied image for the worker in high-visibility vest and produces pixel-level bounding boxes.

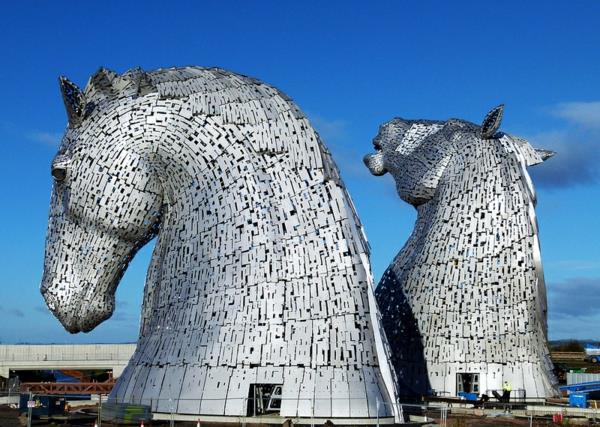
[502,380,512,402]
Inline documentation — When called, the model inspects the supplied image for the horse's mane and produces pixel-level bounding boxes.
[83,66,305,127]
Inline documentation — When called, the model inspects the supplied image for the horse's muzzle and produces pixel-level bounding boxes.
[363,152,387,176]
[41,282,114,333]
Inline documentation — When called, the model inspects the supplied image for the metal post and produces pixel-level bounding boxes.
[311,398,314,427]
[242,397,247,427]
[376,396,380,427]
[169,398,175,427]
[97,394,102,427]
[26,391,32,427]
[440,406,447,427]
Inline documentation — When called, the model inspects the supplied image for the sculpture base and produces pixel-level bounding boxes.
[153,412,397,425]
[102,401,399,425]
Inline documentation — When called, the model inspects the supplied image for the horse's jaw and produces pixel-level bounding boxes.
[41,275,116,333]
[40,216,139,334]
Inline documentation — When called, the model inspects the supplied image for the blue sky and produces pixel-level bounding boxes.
[0,1,599,343]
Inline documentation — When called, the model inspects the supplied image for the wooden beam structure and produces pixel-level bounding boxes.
[20,381,115,395]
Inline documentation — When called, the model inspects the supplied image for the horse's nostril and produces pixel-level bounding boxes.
[40,287,58,311]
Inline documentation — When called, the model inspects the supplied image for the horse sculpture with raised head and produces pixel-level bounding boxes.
[363,106,558,398]
[41,66,400,420]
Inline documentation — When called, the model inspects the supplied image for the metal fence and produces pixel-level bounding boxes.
[567,372,600,385]
[0,392,457,426]
[3,389,592,426]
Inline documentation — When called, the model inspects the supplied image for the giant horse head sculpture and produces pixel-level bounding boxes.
[363,106,558,398]
[364,105,554,206]
[42,69,163,333]
[41,67,401,419]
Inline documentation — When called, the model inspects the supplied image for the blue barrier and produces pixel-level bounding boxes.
[569,393,588,409]
[559,380,600,408]
[458,392,478,401]
[559,380,600,394]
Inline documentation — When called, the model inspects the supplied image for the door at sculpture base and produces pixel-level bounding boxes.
[428,362,555,400]
[41,65,400,423]
[364,106,559,399]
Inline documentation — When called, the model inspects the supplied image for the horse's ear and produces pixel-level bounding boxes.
[59,76,84,127]
[535,148,555,162]
[86,67,118,96]
[480,104,504,139]
[136,72,155,96]
[118,67,155,96]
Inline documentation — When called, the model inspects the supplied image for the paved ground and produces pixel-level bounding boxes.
[1,405,598,426]
[428,414,595,426]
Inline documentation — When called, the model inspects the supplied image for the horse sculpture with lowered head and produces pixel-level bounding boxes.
[363,106,558,398]
[41,66,400,420]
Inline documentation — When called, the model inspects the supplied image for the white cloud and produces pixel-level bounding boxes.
[549,312,600,340]
[554,259,600,271]
[305,113,372,179]
[548,276,600,340]
[528,129,599,188]
[308,114,348,142]
[527,101,600,188]
[548,277,600,318]
[0,305,25,318]
[551,101,600,129]
[27,131,62,146]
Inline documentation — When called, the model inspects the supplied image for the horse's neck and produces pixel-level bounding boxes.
[139,125,360,331]
[397,148,537,272]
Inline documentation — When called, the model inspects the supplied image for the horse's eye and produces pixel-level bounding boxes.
[52,166,67,182]
[51,154,70,182]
